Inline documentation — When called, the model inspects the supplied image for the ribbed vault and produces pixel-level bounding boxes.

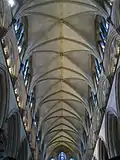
[15,0,106,159]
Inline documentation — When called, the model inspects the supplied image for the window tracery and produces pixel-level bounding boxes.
[13,17,28,62]
[95,15,109,73]
[89,15,110,112]
[14,18,26,60]
[94,15,109,79]
[58,152,66,160]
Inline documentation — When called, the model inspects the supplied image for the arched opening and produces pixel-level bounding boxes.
[17,138,28,160]
[0,65,9,128]
[106,112,120,157]
[98,138,109,160]
[6,112,20,158]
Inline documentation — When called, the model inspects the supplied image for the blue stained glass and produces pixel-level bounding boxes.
[98,26,102,33]
[58,152,66,160]
[101,20,108,32]
[100,42,105,52]
[14,20,21,33]
[17,32,24,44]
[99,32,106,43]
[23,60,29,79]
[14,24,18,32]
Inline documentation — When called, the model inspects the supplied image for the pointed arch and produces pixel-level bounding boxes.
[0,65,9,128]
[15,0,108,19]
[47,136,80,152]
[41,114,86,135]
[17,137,28,160]
[105,111,120,157]
[30,67,95,93]
[46,144,75,160]
[26,37,97,57]
[6,111,21,158]
[98,138,109,160]
[37,96,90,119]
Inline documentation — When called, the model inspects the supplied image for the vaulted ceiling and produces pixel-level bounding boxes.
[14,0,108,159]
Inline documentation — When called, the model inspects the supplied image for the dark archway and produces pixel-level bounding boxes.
[5,112,20,158]
[106,112,120,157]
[17,138,28,160]
[98,138,109,160]
[0,65,9,128]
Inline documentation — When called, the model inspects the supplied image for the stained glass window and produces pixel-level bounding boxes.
[95,15,110,63]
[13,18,26,60]
[58,152,66,160]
